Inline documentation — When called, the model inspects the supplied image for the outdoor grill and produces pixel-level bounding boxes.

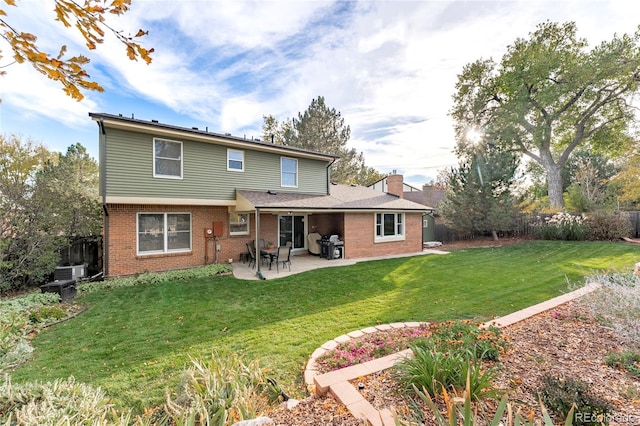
[319,235,344,260]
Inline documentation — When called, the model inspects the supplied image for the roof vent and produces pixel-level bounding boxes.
[192,127,198,130]
[225,133,231,136]
[151,119,158,123]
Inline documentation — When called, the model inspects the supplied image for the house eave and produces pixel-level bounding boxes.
[105,196,235,206]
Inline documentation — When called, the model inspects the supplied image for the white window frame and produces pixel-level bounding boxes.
[227,149,245,172]
[137,212,192,255]
[229,212,250,236]
[153,138,183,179]
[374,212,405,242]
[281,157,298,187]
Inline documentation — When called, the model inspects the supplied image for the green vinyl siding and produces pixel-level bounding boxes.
[103,128,329,199]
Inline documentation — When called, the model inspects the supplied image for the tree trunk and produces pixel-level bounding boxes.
[546,163,565,210]
[491,229,499,241]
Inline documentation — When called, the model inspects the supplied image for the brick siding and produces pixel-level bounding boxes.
[105,205,423,276]
[105,204,280,277]
[343,212,423,259]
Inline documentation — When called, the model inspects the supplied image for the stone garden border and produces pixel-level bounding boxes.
[303,283,600,426]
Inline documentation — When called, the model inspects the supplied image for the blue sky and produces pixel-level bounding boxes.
[0,0,638,187]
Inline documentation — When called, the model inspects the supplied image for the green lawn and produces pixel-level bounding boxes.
[9,240,640,411]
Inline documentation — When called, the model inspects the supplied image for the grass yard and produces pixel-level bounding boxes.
[9,240,640,411]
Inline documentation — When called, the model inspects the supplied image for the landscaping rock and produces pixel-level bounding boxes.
[283,398,300,410]
[232,417,273,426]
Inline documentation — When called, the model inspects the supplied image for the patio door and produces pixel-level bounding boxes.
[278,214,307,252]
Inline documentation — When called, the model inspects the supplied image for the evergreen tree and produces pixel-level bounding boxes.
[261,97,384,185]
[439,144,519,241]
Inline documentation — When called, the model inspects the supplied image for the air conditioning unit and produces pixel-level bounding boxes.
[54,264,87,281]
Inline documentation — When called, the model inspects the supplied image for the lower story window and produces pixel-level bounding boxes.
[229,212,249,235]
[138,213,191,254]
[375,212,405,241]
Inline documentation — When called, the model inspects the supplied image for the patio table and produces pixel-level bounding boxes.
[260,248,278,270]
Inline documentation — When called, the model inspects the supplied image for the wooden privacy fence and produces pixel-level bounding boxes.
[434,211,640,244]
[629,211,640,238]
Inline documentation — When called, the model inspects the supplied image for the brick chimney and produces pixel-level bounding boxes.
[386,173,404,199]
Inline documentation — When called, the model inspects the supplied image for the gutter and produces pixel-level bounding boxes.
[325,157,337,193]
[98,118,109,277]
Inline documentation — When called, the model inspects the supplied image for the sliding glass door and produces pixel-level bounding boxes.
[279,215,307,251]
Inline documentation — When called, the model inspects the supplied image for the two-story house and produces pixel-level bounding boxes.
[91,113,428,277]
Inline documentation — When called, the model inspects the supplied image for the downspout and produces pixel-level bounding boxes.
[325,158,336,192]
[98,118,109,277]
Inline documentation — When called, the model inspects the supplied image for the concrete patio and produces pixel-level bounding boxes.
[231,248,449,280]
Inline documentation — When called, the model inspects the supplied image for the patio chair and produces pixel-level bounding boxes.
[246,243,257,269]
[260,247,273,267]
[276,245,292,272]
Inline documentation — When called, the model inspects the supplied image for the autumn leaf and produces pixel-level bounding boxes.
[0,0,152,101]
[126,44,135,60]
[56,44,67,59]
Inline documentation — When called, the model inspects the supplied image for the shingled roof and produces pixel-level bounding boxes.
[236,184,430,211]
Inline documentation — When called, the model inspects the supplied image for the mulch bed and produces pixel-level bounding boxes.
[268,300,640,425]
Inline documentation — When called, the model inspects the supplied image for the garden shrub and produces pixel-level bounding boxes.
[78,263,232,295]
[0,292,60,372]
[584,210,631,240]
[580,272,640,349]
[427,320,508,361]
[0,375,132,425]
[407,382,575,426]
[164,351,272,425]
[0,292,59,313]
[28,305,66,324]
[539,374,613,425]
[394,344,497,401]
[533,212,588,240]
[393,320,505,401]
[604,350,640,379]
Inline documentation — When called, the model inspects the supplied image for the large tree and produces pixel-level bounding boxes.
[0,0,153,100]
[451,21,640,210]
[262,97,384,185]
[612,143,640,208]
[34,143,102,238]
[521,149,618,212]
[0,137,100,291]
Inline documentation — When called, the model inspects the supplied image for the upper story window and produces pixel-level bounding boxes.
[227,149,244,171]
[281,157,298,187]
[138,212,191,254]
[375,212,405,242]
[229,212,249,235]
[154,139,183,178]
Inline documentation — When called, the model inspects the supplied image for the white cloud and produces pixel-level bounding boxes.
[2,0,640,184]
[1,63,96,125]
